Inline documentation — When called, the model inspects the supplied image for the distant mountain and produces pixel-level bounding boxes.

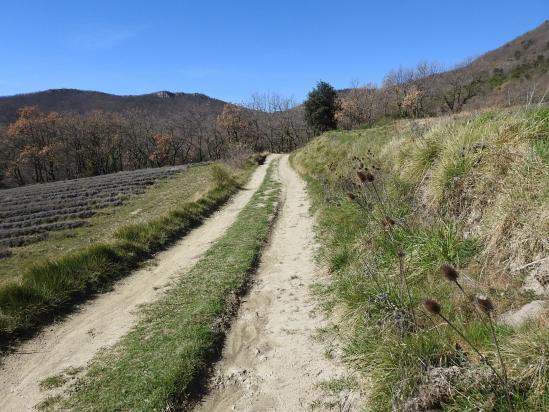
[0,89,228,124]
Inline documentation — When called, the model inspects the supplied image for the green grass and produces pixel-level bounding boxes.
[292,108,549,411]
[36,395,63,411]
[55,160,281,411]
[318,376,358,395]
[0,163,255,348]
[40,366,83,392]
[40,374,68,391]
[533,137,549,162]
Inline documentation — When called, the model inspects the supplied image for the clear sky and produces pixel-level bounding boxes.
[0,0,546,103]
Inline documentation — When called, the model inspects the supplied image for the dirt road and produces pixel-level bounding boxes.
[194,155,357,411]
[0,157,275,411]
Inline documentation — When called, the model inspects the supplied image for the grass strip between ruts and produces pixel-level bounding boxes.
[57,160,281,411]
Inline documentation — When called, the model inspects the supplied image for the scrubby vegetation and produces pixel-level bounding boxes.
[293,107,548,410]
[0,162,254,349]
[47,160,281,411]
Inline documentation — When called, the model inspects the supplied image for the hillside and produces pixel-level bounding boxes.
[451,20,549,110]
[293,107,548,410]
[467,20,549,73]
[1,3,548,411]
[336,21,549,129]
[0,88,227,124]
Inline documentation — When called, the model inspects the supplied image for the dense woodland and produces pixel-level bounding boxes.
[0,95,308,188]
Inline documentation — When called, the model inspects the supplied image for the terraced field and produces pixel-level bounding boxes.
[0,163,223,285]
[0,166,189,249]
[0,160,257,350]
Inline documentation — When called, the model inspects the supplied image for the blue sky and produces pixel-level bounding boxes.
[0,1,546,103]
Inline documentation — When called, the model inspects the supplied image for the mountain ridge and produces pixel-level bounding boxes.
[0,21,548,124]
[0,88,228,124]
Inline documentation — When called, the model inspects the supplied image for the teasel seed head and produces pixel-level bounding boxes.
[424,299,442,315]
[383,216,396,227]
[475,295,495,314]
[441,264,459,282]
[357,171,367,184]
[365,172,375,182]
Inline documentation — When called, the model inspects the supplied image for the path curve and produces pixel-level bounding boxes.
[0,157,274,411]
[194,155,353,411]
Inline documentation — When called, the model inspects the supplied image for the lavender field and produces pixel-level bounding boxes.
[0,165,189,250]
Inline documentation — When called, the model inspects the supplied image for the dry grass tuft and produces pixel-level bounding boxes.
[293,106,549,410]
[394,109,549,295]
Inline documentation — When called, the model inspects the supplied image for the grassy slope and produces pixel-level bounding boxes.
[0,163,255,348]
[0,164,216,285]
[293,108,548,411]
[49,160,281,411]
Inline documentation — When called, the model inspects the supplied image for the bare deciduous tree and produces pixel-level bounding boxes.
[383,62,442,118]
[337,81,378,129]
[439,59,485,113]
[0,96,311,188]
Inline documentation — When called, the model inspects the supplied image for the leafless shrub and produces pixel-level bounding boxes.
[219,142,254,169]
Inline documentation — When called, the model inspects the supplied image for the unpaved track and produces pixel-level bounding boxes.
[195,155,353,412]
[0,157,275,411]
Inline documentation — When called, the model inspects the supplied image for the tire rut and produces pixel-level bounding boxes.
[194,155,359,412]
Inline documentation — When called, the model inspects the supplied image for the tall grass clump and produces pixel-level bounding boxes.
[293,107,548,411]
